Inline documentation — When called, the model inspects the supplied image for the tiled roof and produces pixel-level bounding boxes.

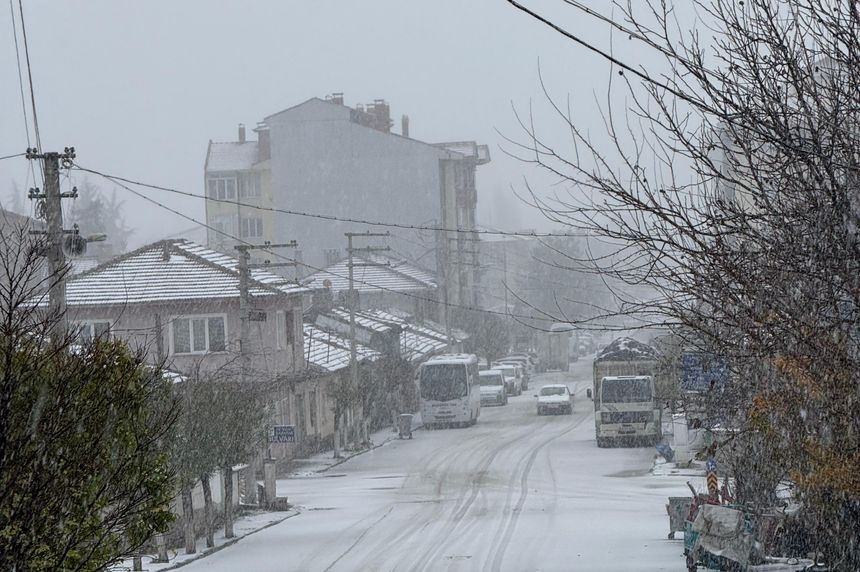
[316,306,460,363]
[45,239,310,307]
[206,141,260,172]
[303,324,380,372]
[303,253,436,294]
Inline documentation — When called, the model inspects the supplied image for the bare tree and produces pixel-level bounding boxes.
[506,0,860,566]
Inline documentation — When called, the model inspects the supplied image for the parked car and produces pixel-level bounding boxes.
[492,364,522,396]
[535,384,573,415]
[497,357,530,390]
[478,370,508,406]
[504,354,535,374]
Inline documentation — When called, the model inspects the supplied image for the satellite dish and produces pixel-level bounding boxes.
[322,278,332,289]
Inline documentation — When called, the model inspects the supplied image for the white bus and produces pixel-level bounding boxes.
[418,354,481,428]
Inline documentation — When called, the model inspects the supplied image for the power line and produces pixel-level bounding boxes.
[99,168,562,325]
[73,165,591,239]
[16,0,41,153]
[8,0,38,186]
[0,152,26,162]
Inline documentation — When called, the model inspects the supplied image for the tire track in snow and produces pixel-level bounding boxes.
[486,409,590,572]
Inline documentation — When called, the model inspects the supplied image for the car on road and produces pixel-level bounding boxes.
[478,369,508,406]
[536,384,573,415]
[491,363,522,396]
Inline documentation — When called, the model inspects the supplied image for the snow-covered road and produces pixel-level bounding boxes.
[185,362,691,571]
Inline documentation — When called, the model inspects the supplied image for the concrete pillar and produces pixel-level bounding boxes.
[155,533,168,562]
[244,461,258,505]
[263,459,277,507]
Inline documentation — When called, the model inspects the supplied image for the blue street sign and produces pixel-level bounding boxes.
[269,425,296,444]
[706,458,717,472]
[680,352,728,391]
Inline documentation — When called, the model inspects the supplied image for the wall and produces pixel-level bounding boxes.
[266,99,449,272]
[66,293,305,376]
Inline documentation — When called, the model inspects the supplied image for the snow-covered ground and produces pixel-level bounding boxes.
[179,362,696,571]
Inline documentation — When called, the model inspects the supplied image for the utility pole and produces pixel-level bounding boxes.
[345,231,390,451]
[234,240,298,505]
[26,147,78,345]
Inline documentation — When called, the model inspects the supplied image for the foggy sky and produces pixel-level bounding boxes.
[0,1,666,249]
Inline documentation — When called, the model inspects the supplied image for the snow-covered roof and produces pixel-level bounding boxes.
[303,324,380,372]
[425,353,478,365]
[206,141,260,172]
[70,257,99,275]
[303,253,436,294]
[434,141,491,165]
[313,307,460,363]
[43,239,310,307]
[595,337,659,362]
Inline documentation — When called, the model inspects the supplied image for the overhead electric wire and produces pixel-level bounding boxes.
[73,165,591,239]
[0,152,26,162]
[16,0,41,152]
[8,0,38,187]
[90,162,563,325]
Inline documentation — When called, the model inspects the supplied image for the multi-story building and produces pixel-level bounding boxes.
[203,93,490,309]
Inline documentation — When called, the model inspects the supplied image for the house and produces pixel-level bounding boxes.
[301,323,381,451]
[204,93,490,309]
[302,251,438,318]
[45,238,314,463]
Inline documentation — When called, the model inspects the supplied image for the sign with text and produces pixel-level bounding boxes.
[249,310,267,322]
[680,352,728,392]
[269,425,296,444]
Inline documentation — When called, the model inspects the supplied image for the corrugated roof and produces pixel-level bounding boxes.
[206,141,260,172]
[303,324,380,372]
[303,253,436,294]
[44,239,310,307]
[317,307,457,363]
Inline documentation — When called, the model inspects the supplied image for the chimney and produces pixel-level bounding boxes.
[311,280,334,315]
[401,115,410,138]
[161,241,170,261]
[255,123,270,162]
[369,99,392,133]
[238,123,246,143]
[329,92,344,106]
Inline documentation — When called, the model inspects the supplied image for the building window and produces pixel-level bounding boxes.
[212,215,235,236]
[72,320,111,344]
[207,177,237,200]
[276,310,296,350]
[323,248,341,266]
[238,173,261,198]
[240,217,263,238]
[171,315,226,354]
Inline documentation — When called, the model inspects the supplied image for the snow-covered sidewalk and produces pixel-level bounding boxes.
[112,416,423,571]
[110,509,298,572]
[287,413,422,476]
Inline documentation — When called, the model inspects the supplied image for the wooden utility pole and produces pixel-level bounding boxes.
[344,232,390,450]
[26,147,77,345]
[234,241,298,505]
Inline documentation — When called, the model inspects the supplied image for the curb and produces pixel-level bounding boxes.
[152,510,300,571]
[316,422,424,473]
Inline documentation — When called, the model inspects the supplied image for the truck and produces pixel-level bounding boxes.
[536,323,575,371]
[592,337,662,447]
